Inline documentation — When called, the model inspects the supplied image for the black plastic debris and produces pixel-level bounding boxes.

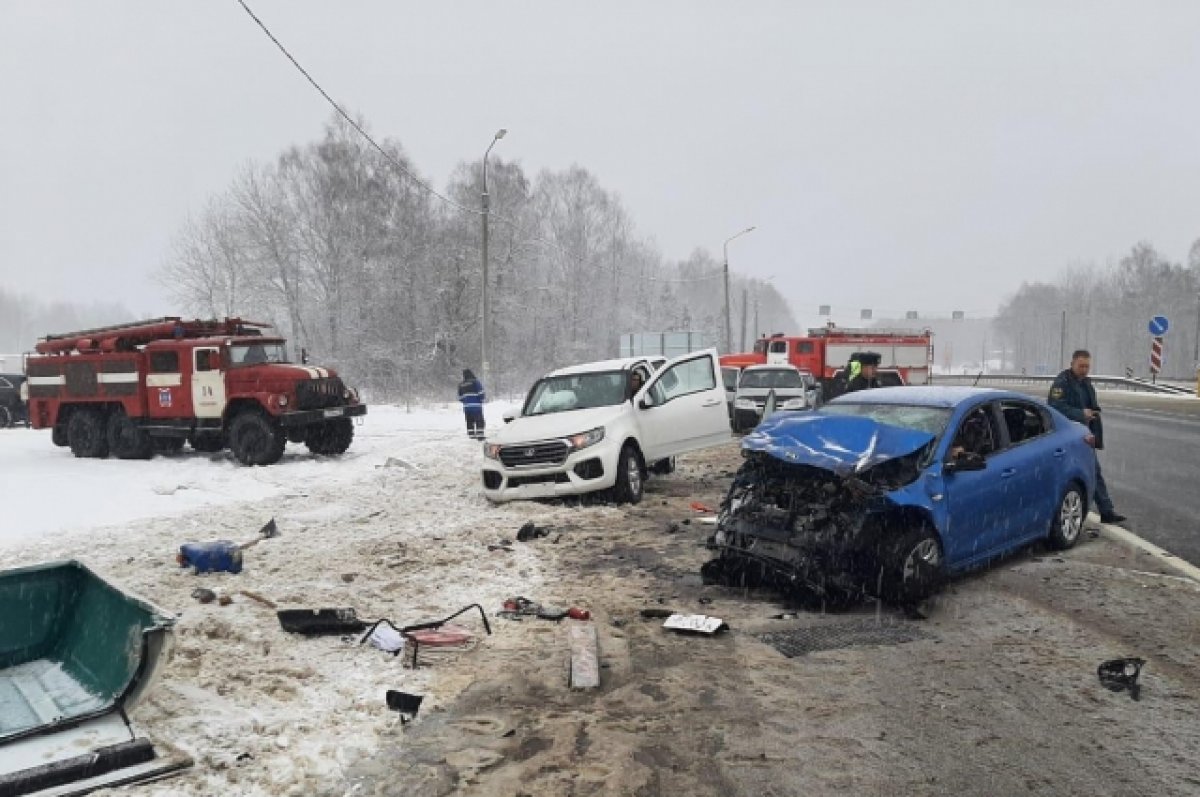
[385,690,424,722]
[191,588,217,604]
[257,518,280,540]
[1098,657,1145,700]
[640,608,675,619]
[517,522,550,542]
[277,608,367,635]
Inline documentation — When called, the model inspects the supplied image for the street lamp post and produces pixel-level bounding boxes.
[722,226,756,353]
[481,128,506,390]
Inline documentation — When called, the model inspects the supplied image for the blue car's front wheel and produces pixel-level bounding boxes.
[878,526,945,604]
[1047,484,1086,550]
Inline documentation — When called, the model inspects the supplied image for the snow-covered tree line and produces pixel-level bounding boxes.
[159,116,796,399]
[994,239,1200,378]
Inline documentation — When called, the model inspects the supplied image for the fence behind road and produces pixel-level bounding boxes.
[934,373,1195,396]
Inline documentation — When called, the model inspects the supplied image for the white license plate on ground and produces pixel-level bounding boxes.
[519,482,558,497]
[323,408,344,418]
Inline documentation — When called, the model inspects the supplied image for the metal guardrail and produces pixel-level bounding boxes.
[934,373,1195,396]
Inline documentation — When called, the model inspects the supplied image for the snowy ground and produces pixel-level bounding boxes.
[0,403,599,797]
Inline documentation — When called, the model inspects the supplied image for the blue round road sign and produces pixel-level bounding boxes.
[1149,315,1169,336]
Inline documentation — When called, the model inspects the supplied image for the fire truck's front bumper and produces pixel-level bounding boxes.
[278,404,367,427]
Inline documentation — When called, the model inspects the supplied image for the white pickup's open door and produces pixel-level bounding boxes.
[636,349,731,460]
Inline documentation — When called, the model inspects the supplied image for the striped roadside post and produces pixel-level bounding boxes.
[1148,316,1169,384]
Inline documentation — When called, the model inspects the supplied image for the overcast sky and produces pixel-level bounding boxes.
[2,1,1198,328]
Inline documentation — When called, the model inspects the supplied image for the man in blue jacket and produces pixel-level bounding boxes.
[1048,350,1126,524]
[458,369,486,440]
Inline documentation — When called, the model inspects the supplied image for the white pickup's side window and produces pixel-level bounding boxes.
[643,356,717,408]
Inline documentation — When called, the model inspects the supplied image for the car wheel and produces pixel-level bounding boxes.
[1047,484,1086,550]
[305,418,354,456]
[612,444,644,505]
[67,408,109,459]
[879,526,944,603]
[52,422,69,447]
[107,412,153,460]
[229,411,286,466]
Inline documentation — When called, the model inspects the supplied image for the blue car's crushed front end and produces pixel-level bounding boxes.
[704,413,939,602]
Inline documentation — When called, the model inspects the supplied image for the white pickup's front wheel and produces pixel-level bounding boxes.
[612,444,644,505]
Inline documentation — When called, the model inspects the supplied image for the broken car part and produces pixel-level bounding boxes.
[1098,657,1145,700]
[0,560,191,793]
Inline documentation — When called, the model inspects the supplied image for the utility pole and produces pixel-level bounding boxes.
[480,129,506,390]
[1193,291,1200,369]
[739,288,748,352]
[722,226,756,353]
[753,295,760,345]
[1059,309,1067,368]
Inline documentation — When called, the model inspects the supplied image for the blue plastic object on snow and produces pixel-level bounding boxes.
[178,541,243,574]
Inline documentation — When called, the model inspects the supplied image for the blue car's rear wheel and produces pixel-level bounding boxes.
[1047,484,1086,550]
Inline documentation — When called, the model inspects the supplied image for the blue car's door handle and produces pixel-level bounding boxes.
[1000,468,1017,478]
[1053,448,1066,458]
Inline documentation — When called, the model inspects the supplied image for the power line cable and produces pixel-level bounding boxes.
[236,0,741,288]
[234,0,480,215]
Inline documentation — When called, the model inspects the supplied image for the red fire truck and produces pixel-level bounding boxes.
[721,325,934,390]
[24,317,366,466]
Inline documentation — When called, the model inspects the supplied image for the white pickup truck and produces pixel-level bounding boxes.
[482,350,731,503]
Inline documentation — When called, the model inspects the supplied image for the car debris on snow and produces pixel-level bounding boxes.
[663,614,729,634]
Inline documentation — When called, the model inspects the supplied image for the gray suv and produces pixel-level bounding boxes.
[731,365,821,432]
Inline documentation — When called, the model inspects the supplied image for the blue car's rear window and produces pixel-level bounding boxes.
[820,403,952,436]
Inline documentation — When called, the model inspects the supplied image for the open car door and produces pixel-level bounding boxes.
[636,349,731,460]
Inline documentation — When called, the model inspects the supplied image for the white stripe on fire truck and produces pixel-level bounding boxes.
[146,373,183,388]
[96,373,139,384]
[27,375,66,386]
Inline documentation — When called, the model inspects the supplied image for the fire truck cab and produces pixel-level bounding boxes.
[24,317,366,466]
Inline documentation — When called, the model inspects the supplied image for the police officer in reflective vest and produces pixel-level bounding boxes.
[457,369,486,440]
[846,352,883,393]
[1048,349,1126,524]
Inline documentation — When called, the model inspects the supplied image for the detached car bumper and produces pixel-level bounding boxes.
[482,439,619,503]
[278,403,367,427]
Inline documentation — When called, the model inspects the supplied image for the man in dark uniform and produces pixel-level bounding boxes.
[1048,349,1126,524]
[457,369,486,440]
[846,352,883,393]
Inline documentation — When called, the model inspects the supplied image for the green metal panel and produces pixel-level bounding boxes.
[0,561,174,743]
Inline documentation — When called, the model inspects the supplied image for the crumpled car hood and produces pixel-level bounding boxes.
[742,413,935,476]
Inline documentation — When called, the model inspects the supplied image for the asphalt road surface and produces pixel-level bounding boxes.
[1096,393,1200,566]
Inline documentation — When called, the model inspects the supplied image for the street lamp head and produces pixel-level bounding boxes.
[745,226,757,234]
[494,128,507,140]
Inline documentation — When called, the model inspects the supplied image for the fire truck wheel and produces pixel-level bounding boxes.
[67,408,110,459]
[0,406,11,428]
[153,437,186,454]
[229,411,286,466]
[52,424,69,447]
[305,419,354,457]
[189,435,225,453]
[107,413,153,460]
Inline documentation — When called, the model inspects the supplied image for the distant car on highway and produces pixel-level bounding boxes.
[706,387,1097,604]
[0,374,27,427]
[731,365,821,432]
[483,351,731,504]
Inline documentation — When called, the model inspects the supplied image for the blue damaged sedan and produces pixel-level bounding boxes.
[705,387,1097,604]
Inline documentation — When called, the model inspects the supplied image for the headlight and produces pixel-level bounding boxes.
[734,398,756,410]
[782,398,807,410]
[277,394,289,407]
[484,443,502,460]
[567,427,605,450]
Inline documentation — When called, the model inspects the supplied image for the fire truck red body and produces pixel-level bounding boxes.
[720,325,934,387]
[24,317,366,466]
